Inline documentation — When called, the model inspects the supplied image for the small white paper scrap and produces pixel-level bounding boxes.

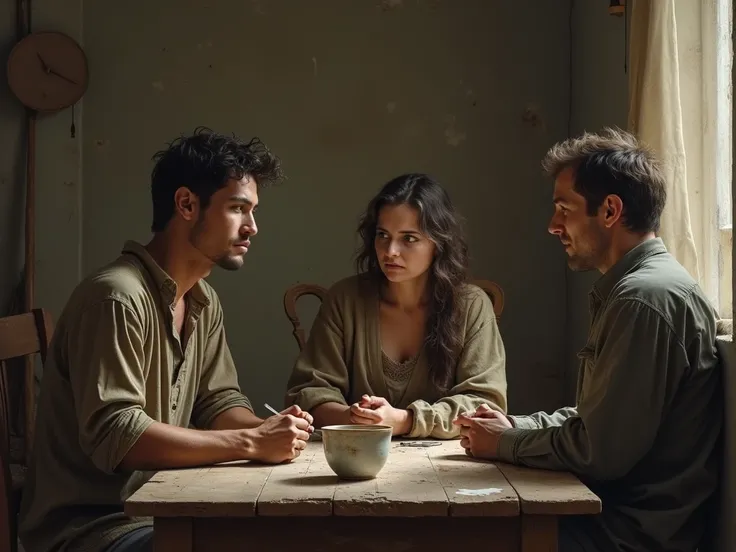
[456,488,502,496]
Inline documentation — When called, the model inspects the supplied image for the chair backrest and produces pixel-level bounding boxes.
[470,279,505,319]
[283,280,504,351]
[0,308,54,552]
[283,284,328,351]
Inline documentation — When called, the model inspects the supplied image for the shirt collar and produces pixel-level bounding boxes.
[121,240,211,309]
[591,237,668,302]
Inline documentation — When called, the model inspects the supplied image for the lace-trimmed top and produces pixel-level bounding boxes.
[382,350,420,404]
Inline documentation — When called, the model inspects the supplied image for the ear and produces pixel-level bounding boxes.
[601,194,624,228]
[173,187,199,222]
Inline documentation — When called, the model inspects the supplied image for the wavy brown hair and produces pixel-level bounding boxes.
[356,174,469,389]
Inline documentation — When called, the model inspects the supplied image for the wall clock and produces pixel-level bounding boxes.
[7,30,88,112]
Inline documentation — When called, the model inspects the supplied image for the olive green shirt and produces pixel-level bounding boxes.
[498,238,722,552]
[284,275,508,438]
[19,241,252,552]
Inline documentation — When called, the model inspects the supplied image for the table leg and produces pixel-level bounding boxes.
[521,515,558,552]
[154,517,192,552]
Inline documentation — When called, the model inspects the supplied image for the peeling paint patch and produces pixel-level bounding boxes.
[152,81,164,91]
[386,101,397,114]
[444,115,466,147]
[521,103,546,130]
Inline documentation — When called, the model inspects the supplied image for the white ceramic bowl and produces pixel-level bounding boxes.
[321,424,393,479]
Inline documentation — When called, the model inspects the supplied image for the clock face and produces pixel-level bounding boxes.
[7,31,89,112]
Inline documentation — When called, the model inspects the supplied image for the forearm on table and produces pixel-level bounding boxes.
[408,395,496,439]
[209,406,263,430]
[510,407,578,430]
[393,408,414,436]
[406,400,456,439]
[311,402,350,427]
[118,421,252,471]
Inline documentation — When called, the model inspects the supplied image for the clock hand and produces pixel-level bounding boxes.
[48,68,78,86]
[37,51,78,85]
[36,52,50,72]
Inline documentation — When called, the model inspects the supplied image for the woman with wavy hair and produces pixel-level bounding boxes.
[285,174,507,438]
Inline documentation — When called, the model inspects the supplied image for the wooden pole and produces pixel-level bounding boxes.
[24,111,36,460]
[18,0,36,461]
[24,111,35,313]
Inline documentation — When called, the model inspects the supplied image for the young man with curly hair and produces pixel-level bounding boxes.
[19,128,313,552]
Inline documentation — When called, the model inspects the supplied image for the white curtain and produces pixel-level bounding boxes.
[628,0,732,317]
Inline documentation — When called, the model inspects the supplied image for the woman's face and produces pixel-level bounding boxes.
[374,203,435,284]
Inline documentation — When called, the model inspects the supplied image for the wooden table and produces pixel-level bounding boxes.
[125,440,601,552]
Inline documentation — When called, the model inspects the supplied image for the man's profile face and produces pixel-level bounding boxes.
[189,175,259,271]
[547,167,609,272]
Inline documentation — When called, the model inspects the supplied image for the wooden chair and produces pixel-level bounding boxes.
[283,279,504,351]
[471,279,505,319]
[284,284,328,351]
[0,309,54,552]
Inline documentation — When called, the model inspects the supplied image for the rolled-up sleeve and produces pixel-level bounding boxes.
[407,290,508,439]
[497,299,685,480]
[191,297,252,429]
[509,407,578,430]
[67,300,155,474]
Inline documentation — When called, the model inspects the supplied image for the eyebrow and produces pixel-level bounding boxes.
[229,195,253,204]
[376,226,421,234]
[229,195,258,208]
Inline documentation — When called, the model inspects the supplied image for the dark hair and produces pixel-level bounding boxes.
[150,126,284,232]
[542,127,667,233]
[356,174,469,389]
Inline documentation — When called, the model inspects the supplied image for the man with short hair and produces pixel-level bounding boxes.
[455,128,722,552]
[19,127,313,552]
